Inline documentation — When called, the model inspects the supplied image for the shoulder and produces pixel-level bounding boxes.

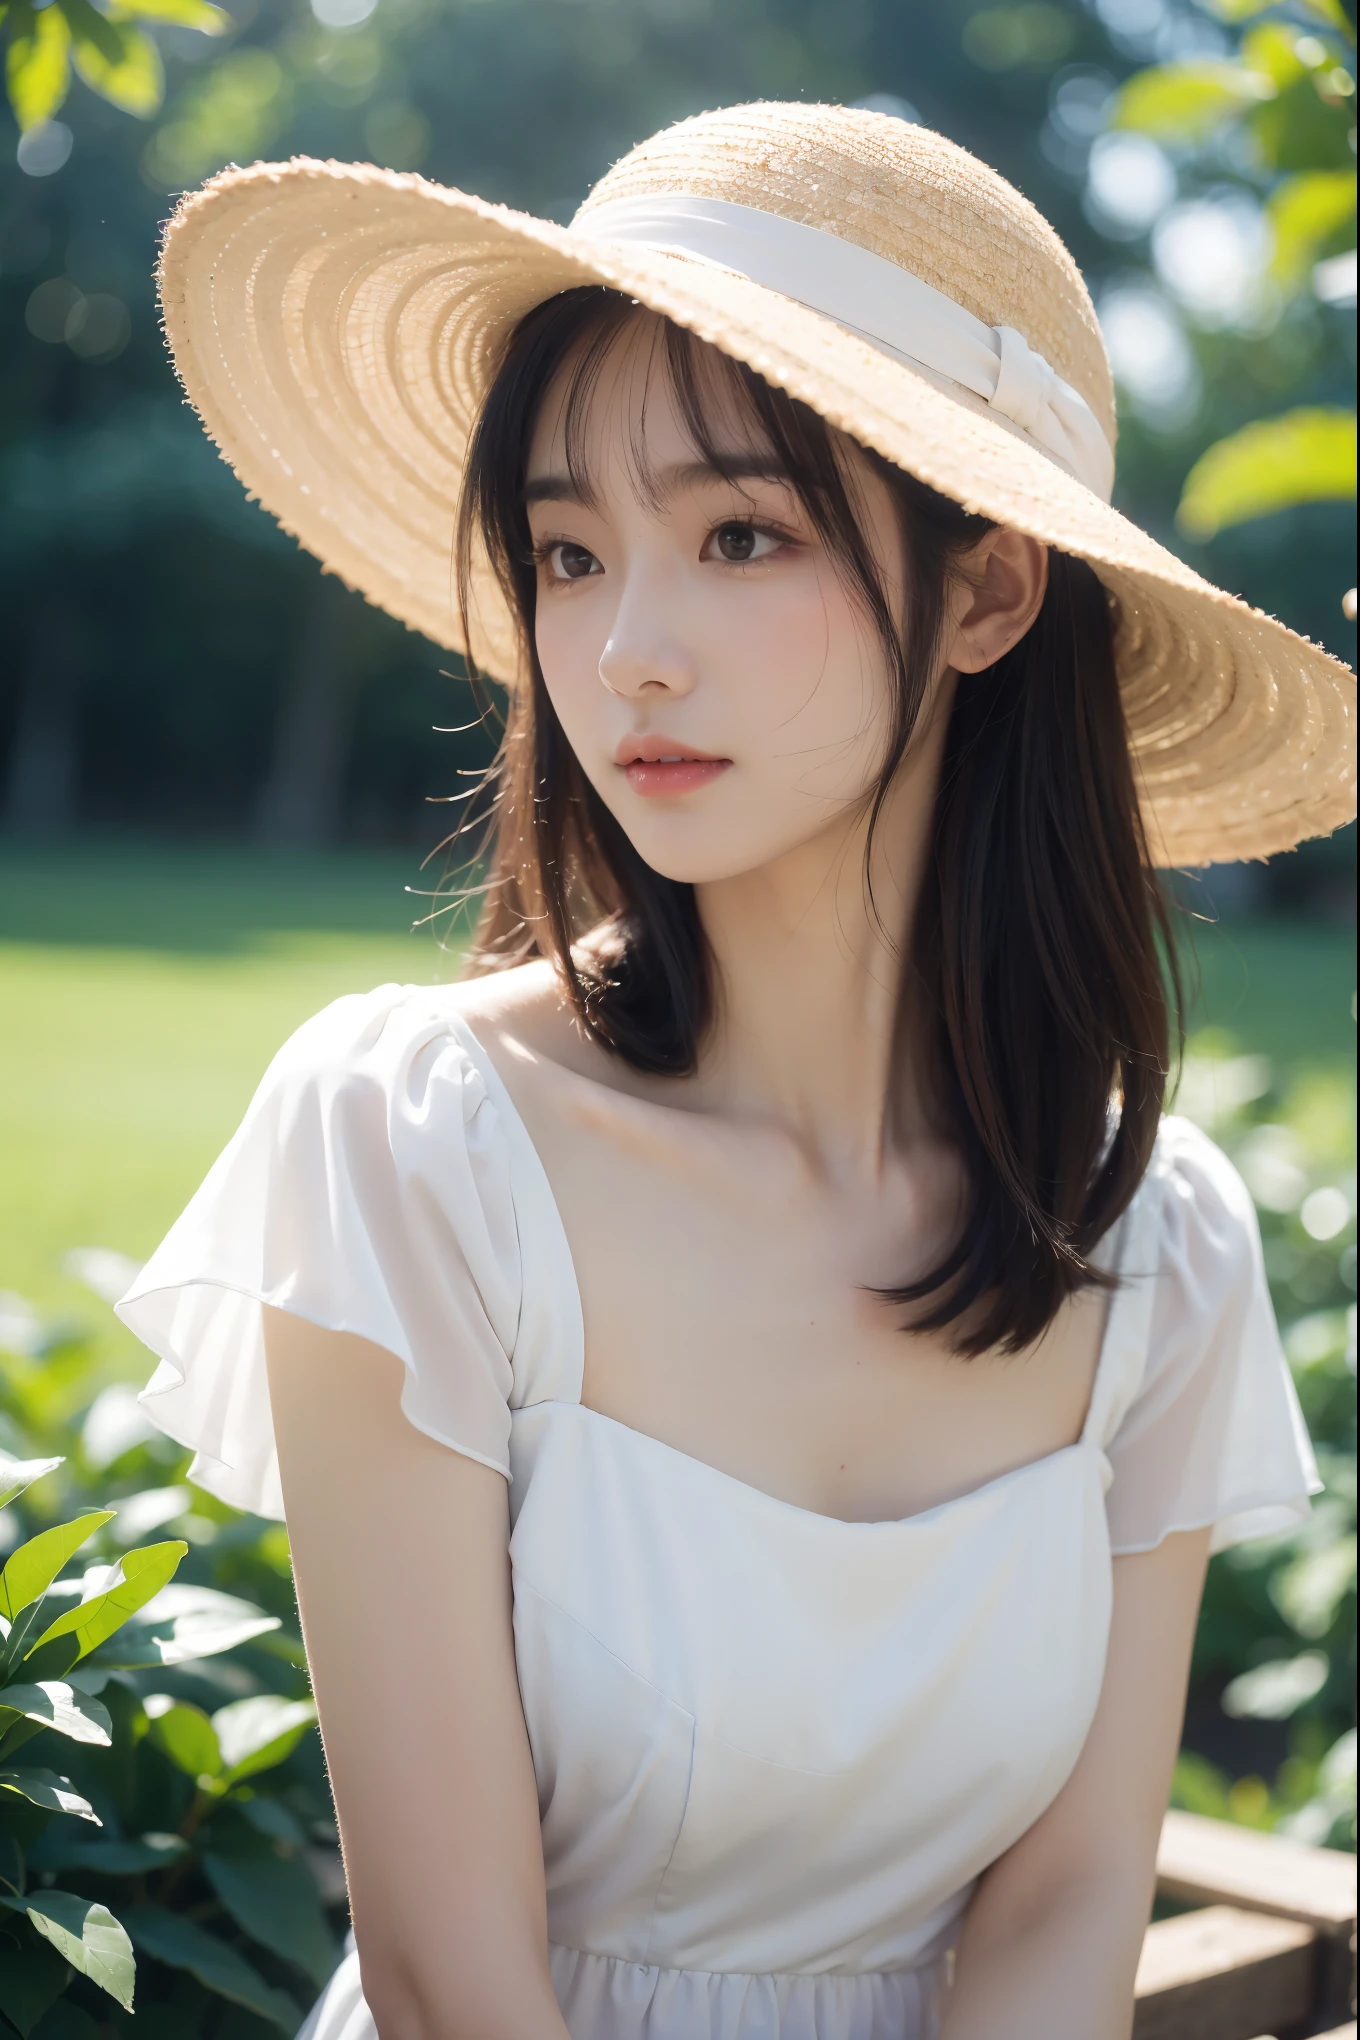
[1142,1114,1261,1272]
[266,963,571,1109]
[244,980,535,1195]
[445,958,586,1069]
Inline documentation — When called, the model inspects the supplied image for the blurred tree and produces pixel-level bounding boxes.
[253,573,372,847]
[1109,0,1356,538]
[1,607,87,835]
[0,0,1354,848]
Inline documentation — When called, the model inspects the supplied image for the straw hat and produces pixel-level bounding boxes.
[157,100,1355,867]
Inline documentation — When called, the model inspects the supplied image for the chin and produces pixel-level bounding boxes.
[618,816,817,888]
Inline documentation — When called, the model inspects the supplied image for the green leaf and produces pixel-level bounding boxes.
[1268,168,1357,285]
[1295,0,1356,40]
[115,0,231,31]
[54,0,122,65]
[1270,1530,1359,1636]
[0,1514,114,1627]
[0,1768,99,1822]
[68,12,163,118]
[0,1833,22,1898]
[0,1681,113,1748]
[1178,407,1358,538]
[1200,0,1350,22]
[26,1542,186,1665]
[203,1847,340,1989]
[144,1695,221,1780]
[27,1831,187,1876]
[0,1936,69,2039]
[1111,59,1273,142]
[238,1795,306,1846]
[123,1907,300,2030]
[85,1582,281,1671]
[4,3,70,131]
[1249,74,1358,173]
[14,1634,80,1690]
[213,1695,317,1787]
[20,2000,102,2040]
[1239,19,1311,92]
[1197,0,1275,17]
[0,1462,62,1515]
[0,1892,134,2013]
[1222,1647,1330,1719]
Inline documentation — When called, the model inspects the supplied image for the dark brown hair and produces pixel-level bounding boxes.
[453,286,1176,1354]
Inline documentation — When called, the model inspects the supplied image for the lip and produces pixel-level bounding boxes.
[614,734,728,766]
[614,732,733,800]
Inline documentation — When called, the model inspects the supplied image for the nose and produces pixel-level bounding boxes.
[597,569,698,700]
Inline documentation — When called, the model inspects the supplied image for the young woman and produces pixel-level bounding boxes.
[121,102,1350,2040]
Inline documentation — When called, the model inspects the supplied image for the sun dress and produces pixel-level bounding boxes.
[117,983,1320,2040]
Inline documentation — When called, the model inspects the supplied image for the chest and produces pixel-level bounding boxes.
[508,1395,1117,1973]
[514,1070,1109,1524]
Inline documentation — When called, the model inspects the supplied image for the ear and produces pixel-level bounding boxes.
[944,530,1049,674]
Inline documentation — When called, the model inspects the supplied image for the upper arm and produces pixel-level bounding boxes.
[945,1526,1212,2037]
[263,1308,567,2040]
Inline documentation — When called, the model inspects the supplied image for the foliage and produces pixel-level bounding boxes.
[1170,1019,1357,1851]
[1111,6,1357,541]
[0,1342,340,2033]
[2,0,229,135]
[1177,404,1357,535]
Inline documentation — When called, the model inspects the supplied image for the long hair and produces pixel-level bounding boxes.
[453,286,1176,1354]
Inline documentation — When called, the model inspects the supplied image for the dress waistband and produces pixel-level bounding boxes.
[549,1942,954,2040]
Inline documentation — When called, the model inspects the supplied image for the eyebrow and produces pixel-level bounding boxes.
[521,454,791,508]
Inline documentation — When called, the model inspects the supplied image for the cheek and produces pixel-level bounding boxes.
[728,568,892,802]
[535,591,606,711]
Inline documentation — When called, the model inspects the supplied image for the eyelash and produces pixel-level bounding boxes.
[532,518,797,583]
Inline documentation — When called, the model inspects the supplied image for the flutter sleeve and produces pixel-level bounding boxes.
[1102,1116,1321,1557]
[116,986,520,1520]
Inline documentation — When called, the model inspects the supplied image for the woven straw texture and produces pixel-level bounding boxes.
[157,101,1356,867]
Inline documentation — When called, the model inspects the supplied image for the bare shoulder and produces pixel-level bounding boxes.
[446,958,619,1089]
[444,956,685,1157]
[447,957,565,1042]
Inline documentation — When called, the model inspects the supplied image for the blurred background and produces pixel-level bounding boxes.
[0,0,1355,2028]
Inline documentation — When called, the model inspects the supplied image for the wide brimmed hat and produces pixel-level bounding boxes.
[158,100,1355,867]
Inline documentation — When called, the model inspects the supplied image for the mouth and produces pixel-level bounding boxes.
[614,733,733,798]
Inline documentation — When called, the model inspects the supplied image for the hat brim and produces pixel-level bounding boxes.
[159,156,1356,868]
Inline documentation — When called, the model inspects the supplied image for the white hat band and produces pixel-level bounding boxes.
[577,192,1116,503]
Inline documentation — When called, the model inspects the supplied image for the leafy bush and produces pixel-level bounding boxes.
[0,1319,342,2035]
[1172,1030,1356,1850]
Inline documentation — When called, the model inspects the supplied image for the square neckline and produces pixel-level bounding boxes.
[446,1006,1148,1534]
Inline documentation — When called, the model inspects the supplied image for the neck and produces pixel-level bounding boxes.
[692,707,949,1171]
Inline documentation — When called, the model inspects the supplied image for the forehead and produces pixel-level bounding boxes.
[524,309,774,494]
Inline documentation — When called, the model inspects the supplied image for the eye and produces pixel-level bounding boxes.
[546,541,601,581]
[705,521,782,565]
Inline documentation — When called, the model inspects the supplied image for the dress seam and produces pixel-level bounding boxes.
[512,1575,698,1721]
[548,1942,949,1983]
[642,1717,697,1966]
[512,1574,861,1779]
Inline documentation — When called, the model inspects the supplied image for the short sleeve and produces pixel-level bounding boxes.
[1102,1117,1321,1557]
[117,986,522,1520]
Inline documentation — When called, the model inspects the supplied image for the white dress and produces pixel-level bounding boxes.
[117,985,1320,2040]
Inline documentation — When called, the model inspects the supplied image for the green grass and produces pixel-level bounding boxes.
[1180,911,1356,1066]
[1,841,1354,1381]
[0,842,467,1367]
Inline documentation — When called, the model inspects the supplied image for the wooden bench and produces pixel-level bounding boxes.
[1135,1811,1357,2039]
